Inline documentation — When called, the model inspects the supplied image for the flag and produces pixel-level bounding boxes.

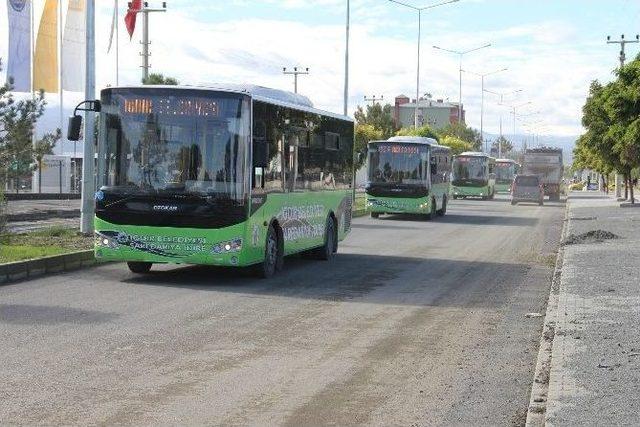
[62,0,86,91]
[125,0,142,39]
[5,0,31,92]
[33,0,58,93]
[107,0,117,53]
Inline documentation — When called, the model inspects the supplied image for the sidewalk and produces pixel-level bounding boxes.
[546,192,640,425]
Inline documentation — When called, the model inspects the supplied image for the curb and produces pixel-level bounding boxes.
[0,250,96,285]
[352,209,368,218]
[525,199,570,426]
[6,210,80,223]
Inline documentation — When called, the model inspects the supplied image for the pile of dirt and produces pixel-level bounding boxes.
[562,229,620,246]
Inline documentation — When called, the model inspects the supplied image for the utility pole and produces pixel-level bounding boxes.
[485,88,522,157]
[364,95,384,106]
[136,1,167,82]
[607,34,639,199]
[387,0,460,128]
[282,67,309,94]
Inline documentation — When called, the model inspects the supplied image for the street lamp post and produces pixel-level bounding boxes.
[463,67,507,153]
[387,0,460,128]
[344,0,349,116]
[433,43,491,124]
[484,88,522,157]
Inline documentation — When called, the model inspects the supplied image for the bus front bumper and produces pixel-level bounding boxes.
[93,218,257,267]
[452,186,488,197]
[366,196,431,214]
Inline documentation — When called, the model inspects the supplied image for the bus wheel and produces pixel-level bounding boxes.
[370,212,380,219]
[317,216,337,260]
[127,261,152,274]
[437,196,447,216]
[258,225,279,278]
[425,199,436,220]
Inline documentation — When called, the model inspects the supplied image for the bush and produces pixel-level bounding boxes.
[0,189,6,234]
[568,182,585,191]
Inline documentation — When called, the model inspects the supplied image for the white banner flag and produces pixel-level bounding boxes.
[62,0,86,92]
[6,0,31,92]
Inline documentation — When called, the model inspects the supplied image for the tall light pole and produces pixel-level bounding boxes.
[504,102,533,150]
[343,0,349,116]
[135,1,167,82]
[282,67,309,94]
[80,0,96,234]
[463,67,507,153]
[433,42,491,124]
[484,88,522,157]
[387,0,460,128]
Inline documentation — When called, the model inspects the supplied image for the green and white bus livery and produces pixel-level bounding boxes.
[451,152,496,199]
[81,85,354,277]
[365,136,452,219]
[495,158,519,193]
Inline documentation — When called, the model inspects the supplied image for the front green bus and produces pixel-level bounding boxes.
[495,159,519,193]
[93,86,354,277]
[365,138,451,218]
[451,153,496,200]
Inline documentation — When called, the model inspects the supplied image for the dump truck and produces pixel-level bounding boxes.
[521,147,563,201]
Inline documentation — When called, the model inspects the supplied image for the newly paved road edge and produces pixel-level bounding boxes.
[525,199,570,426]
[0,250,96,285]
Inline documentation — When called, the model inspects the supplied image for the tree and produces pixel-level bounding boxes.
[142,73,179,85]
[440,135,473,155]
[0,58,50,193]
[605,57,640,203]
[438,122,482,151]
[396,124,439,140]
[491,136,513,155]
[353,103,397,139]
[354,123,383,170]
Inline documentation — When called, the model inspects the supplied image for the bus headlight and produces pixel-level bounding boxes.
[95,232,118,249]
[212,238,242,254]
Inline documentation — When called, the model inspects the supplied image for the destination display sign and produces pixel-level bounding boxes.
[122,97,219,117]
[375,144,428,155]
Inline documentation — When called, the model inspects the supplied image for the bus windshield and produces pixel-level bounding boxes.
[100,89,249,202]
[452,156,488,185]
[495,162,516,183]
[368,143,429,185]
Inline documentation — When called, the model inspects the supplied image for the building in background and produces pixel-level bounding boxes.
[394,95,464,129]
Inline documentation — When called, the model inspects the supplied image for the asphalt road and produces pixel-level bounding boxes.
[0,195,564,426]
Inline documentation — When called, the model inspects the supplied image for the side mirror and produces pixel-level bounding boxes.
[430,161,437,174]
[356,152,364,164]
[67,99,101,141]
[253,139,269,168]
[67,115,83,141]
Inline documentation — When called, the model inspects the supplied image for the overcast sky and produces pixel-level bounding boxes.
[1,0,640,143]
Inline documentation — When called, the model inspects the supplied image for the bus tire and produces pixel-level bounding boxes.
[437,196,447,216]
[257,225,279,278]
[370,212,380,219]
[127,261,152,274]
[316,216,337,260]
[425,198,436,220]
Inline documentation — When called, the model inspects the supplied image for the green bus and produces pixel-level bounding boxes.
[495,158,520,193]
[79,85,354,278]
[365,136,452,219]
[451,152,496,200]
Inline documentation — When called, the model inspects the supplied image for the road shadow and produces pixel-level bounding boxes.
[0,304,116,325]
[116,253,535,309]
[351,222,423,230]
[438,214,539,226]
